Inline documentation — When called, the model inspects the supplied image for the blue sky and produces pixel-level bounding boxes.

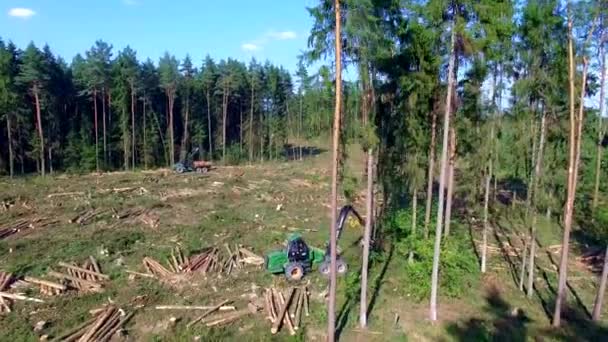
[1,0,320,70]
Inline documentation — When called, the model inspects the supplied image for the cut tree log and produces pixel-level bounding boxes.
[0,292,44,303]
[271,288,295,335]
[47,192,85,198]
[155,305,235,311]
[48,271,102,290]
[277,290,296,335]
[24,277,67,291]
[58,262,109,280]
[187,299,232,328]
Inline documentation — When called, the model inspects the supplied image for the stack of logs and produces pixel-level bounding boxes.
[140,245,263,279]
[69,209,107,226]
[52,305,133,342]
[51,257,107,293]
[264,286,310,335]
[111,207,159,229]
[0,272,15,313]
[0,272,46,313]
[0,217,58,240]
[186,300,260,328]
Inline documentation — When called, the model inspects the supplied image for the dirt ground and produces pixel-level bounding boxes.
[0,148,607,341]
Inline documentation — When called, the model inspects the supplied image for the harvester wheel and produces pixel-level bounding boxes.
[285,262,304,281]
[319,258,347,277]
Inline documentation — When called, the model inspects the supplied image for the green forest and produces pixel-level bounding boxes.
[2,0,608,340]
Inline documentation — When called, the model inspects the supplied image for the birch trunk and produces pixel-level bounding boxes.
[592,246,608,321]
[424,111,437,238]
[527,110,546,298]
[359,149,374,328]
[592,44,606,212]
[444,125,456,236]
[430,19,456,322]
[481,160,492,273]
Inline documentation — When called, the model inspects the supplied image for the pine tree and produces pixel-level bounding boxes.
[159,52,179,166]
[16,42,48,176]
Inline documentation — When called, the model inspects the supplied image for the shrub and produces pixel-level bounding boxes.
[385,207,479,301]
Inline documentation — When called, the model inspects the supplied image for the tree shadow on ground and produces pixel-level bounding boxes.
[367,243,395,318]
[335,245,394,341]
[282,144,326,161]
[446,285,531,341]
[538,301,608,341]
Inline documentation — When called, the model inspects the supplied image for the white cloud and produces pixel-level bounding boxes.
[242,43,260,52]
[8,7,36,19]
[268,31,297,40]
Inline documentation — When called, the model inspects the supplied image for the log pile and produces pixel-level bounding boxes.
[24,276,67,296]
[264,286,310,335]
[69,209,106,225]
[49,257,107,293]
[186,299,260,328]
[138,246,263,280]
[0,272,15,313]
[0,217,58,240]
[111,207,159,229]
[51,305,133,342]
[98,186,148,195]
[112,207,147,220]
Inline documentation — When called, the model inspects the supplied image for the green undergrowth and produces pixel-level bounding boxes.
[384,204,480,301]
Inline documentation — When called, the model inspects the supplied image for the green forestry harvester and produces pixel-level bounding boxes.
[264,205,365,281]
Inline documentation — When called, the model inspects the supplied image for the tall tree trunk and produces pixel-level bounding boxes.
[250,83,255,162]
[108,91,112,164]
[240,102,243,155]
[92,88,98,173]
[168,92,175,166]
[181,97,190,161]
[328,1,342,339]
[526,116,538,219]
[131,83,136,168]
[554,21,588,327]
[593,44,606,213]
[592,246,608,321]
[206,90,213,159]
[519,238,529,291]
[527,110,547,298]
[143,96,147,169]
[102,87,107,166]
[222,89,228,163]
[123,108,129,169]
[286,98,290,151]
[299,92,303,161]
[444,125,456,236]
[48,145,53,174]
[430,19,456,322]
[424,110,437,238]
[359,149,374,328]
[260,108,265,162]
[410,189,418,263]
[481,160,492,273]
[6,114,13,178]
